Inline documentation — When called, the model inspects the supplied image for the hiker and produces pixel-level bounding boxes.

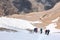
[34,28,38,33]
[40,28,43,34]
[45,29,50,35]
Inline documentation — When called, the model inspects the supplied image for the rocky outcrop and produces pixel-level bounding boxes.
[36,0,60,10]
[0,0,18,16]
[0,0,60,16]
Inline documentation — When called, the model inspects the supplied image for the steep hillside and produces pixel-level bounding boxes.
[0,0,60,16]
[7,2,60,29]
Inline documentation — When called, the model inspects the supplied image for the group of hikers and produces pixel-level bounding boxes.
[34,28,50,35]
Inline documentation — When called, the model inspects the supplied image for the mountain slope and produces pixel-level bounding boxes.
[7,2,60,29]
[0,0,60,16]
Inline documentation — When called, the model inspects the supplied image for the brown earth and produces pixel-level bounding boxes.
[0,0,60,16]
[0,2,59,30]
[5,2,60,29]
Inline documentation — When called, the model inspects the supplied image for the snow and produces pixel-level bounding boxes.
[0,17,37,30]
[0,30,60,40]
[52,17,60,22]
[45,22,60,33]
[45,17,60,33]
[29,21,42,24]
[0,17,60,33]
[0,17,60,40]
[45,23,57,33]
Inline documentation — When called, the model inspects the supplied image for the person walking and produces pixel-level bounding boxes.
[45,29,50,35]
[47,30,50,35]
[34,28,38,33]
[40,28,43,34]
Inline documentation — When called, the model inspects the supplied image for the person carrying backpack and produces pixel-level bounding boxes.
[45,29,50,35]
[34,28,38,33]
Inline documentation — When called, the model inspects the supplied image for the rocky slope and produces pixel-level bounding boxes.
[0,0,60,16]
[7,2,60,29]
[0,0,60,29]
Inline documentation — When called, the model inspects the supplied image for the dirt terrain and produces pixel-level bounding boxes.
[5,2,60,29]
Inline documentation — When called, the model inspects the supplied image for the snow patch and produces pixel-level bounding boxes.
[29,21,42,24]
[52,17,60,22]
[0,17,37,30]
[45,22,60,33]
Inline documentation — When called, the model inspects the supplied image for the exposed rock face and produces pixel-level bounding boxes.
[0,0,18,16]
[0,0,60,16]
[36,0,60,10]
[13,0,32,13]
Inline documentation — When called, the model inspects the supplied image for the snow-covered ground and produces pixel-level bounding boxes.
[0,17,60,40]
[0,30,60,40]
[45,17,60,33]
[0,17,60,32]
[0,17,39,30]
[52,17,60,22]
